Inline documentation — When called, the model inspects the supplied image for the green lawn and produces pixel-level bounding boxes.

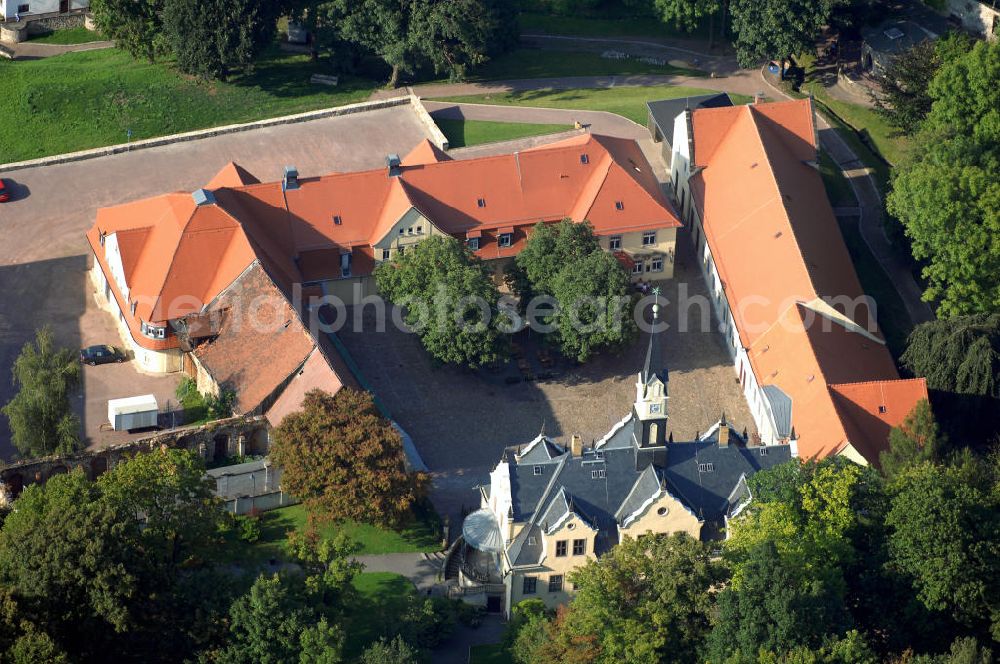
[0,47,376,163]
[248,503,441,563]
[346,572,417,658]
[470,643,514,664]
[28,26,103,44]
[433,86,749,126]
[519,10,712,39]
[818,149,857,208]
[836,217,912,357]
[437,118,570,148]
[474,48,705,80]
[795,53,909,171]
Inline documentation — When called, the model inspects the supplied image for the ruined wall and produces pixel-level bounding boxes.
[0,416,270,504]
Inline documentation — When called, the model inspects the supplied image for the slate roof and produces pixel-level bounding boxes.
[498,413,792,567]
[661,436,792,521]
[646,93,733,144]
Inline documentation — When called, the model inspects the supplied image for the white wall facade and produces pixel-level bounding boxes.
[2,0,88,20]
[946,0,999,40]
[669,111,783,447]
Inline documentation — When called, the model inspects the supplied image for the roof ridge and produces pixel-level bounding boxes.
[828,376,927,389]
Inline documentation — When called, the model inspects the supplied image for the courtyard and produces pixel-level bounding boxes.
[0,101,436,459]
[336,231,754,521]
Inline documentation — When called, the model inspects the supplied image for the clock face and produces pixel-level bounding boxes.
[649,404,662,414]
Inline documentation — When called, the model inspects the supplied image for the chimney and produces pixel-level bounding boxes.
[718,412,729,447]
[386,153,402,177]
[282,166,299,191]
[570,434,583,457]
[192,188,216,206]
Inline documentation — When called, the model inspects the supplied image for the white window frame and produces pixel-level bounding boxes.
[642,231,657,246]
[498,233,513,248]
[609,235,622,251]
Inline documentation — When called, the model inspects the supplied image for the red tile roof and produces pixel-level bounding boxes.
[689,99,926,463]
[89,134,679,348]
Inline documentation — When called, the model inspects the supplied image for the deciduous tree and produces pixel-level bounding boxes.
[549,250,636,362]
[651,0,719,34]
[98,448,225,569]
[2,326,81,459]
[523,534,719,663]
[708,541,853,661]
[359,635,421,664]
[89,0,166,61]
[871,34,972,135]
[269,389,428,526]
[515,219,637,361]
[880,400,942,479]
[729,0,843,68]
[162,0,280,79]
[887,40,1000,317]
[374,235,509,368]
[901,314,999,399]
[886,462,1000,634]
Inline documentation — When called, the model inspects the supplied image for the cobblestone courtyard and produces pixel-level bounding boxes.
[336,232,754,521]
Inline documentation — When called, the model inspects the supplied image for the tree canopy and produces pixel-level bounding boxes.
[2,326,81,459]
[887,40,1000,317]
[901,314,1000,400]
[269,388,428,527]
[512,533,719,663]
[879,399,943,479]
[729,0,842,68]
[514,219,637,362]
[162,0,280,79]
[872,34,972,135]
[0,450,234,662]
[885,461,1000,636]
[374,235,509,368]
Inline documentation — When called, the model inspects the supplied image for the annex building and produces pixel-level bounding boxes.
[667,97,928,465]
[86,131,680,421]
[457,303,792,613]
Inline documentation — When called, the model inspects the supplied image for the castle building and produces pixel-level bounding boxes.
[457,302,793,614]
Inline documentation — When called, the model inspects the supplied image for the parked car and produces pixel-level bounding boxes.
[0,179,9,203]
[80,345,126,365]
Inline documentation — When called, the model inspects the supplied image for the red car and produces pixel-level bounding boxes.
[0,179,8,203]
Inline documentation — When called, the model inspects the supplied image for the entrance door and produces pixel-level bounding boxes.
[486,595,502,613]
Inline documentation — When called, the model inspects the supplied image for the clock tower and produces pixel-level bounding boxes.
[634,292,669,448]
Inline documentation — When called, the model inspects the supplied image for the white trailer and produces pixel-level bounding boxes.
[108,394,158,431]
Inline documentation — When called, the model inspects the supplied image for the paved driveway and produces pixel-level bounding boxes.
[0,104,434,459]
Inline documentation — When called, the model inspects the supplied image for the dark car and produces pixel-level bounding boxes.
[0,179,9,203]
[80,345,126,365]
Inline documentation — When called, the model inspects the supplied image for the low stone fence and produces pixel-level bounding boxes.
[0,95,438,172]
[0,415,269,503]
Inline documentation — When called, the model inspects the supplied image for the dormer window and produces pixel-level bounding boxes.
[580,154,589,164]
[467,237,480,251]
[591,469,606,479]
[130,301,137,316]
[878,405,887,414]
[533,466,542,476]
[498,233,513,248]
[333,215,342,225]
[698,462,715,473]
[615,201,624,211]
[759,448,768,456]
[477,198,486,208]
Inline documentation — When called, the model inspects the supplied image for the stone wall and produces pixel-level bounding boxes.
[26,12,87,33]
[0,416,270,505]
